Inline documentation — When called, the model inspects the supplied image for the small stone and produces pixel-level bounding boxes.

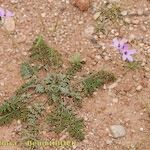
[93,92,97,95]
[106,139,113,145]
[129,26,134,31]
[110,125,126,138]
[10,0,18,4]
[108,82,118,89]
[141,62,146,67]
[137,9,144,16]
[3,18,15,32]
[103,84,107,90]
[141,25,147,31]
[144,67,150,72]
[112,98,119,103]
[109,0,120,2]
[22,52,28,56]
[124,17,131,24]
[95,55,101,60]
[121,10,128,16]
[78,21,83,24]
[136,85,143,91]
[41,13,46,17]
[140,127,144,131]
[17,120,21,125]
[132,19,140,25]
[72,0,90,11]
[93,12,101,20]
[0,82,4,86]
[104,56,110,61]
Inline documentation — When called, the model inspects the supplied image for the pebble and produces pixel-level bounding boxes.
[124,17,131,24]
[104,56,110,61]
[95,55,101,60]
[103,84,107,90]
[22,52,28,56]
[144,67,150,72]
[132,19,140,25]
[17,120,21,125]
[10,0,18,4]
[112,98,119,103]
[137,9,144,16]
[141,25,147,31]
[0,82,4,86]
[72,0,90,11]
[129,26,134,31]
[108,82,118,89]
[110,125,126,138]
[106,139,113,145]
[136,85,143,91]
[41,13,46,18]
[121,10,128,16]
[140,127,144,131]
[109,0,120,2]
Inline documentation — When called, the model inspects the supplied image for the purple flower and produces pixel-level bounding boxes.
[113,38,128,52]
[0,7,14,18]
[122,49,136,62]
[113,38,136,62]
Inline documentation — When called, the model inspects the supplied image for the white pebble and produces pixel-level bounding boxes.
[136,85,143,91]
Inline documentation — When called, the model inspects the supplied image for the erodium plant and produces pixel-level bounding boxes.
[0,36,116,149]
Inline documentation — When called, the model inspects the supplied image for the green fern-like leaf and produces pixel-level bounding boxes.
[68,118,85,141]
[21,104,44,149]
[29,36,61,66]
[47,103,85,141]
[35,84,45,93]
[66,52,84,78]
[16,78,37,95]
[83,70,116,95]
[0,96,27,126]
[20,63,34,79]
[0,96,24,114]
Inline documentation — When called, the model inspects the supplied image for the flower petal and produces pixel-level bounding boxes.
[122,44,129,50]
[119,39,126,49]
[122,54,127,61]
[113,38,119,48]
[0,8,5,17]
[5,10,14,17]
[127,55,133,62]
[127,49,136,55]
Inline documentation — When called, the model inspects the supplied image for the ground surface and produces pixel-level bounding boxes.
[0,0,150,150]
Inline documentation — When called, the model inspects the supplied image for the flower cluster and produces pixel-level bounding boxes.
[113,38,136,62]
[0,7,14,18]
